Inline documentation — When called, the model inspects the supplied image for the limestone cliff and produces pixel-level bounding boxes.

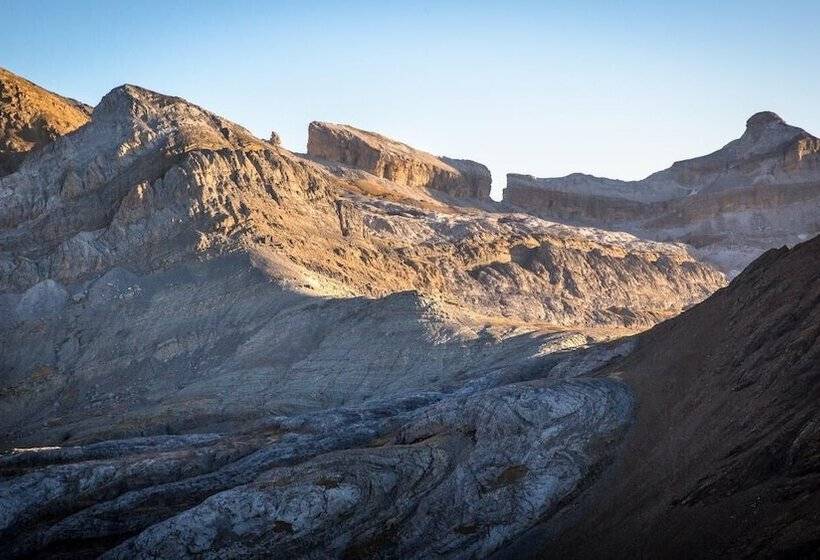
[504,111,820,274]
[307,121,492,199]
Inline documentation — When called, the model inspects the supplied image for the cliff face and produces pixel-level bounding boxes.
[535,235,820,559]
[307,121,492,199]
[0,68,91,176]
[504,112,820,274]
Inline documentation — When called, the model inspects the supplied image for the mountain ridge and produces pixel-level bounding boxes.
[504,111,820,274]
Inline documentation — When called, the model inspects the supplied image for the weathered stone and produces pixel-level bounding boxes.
[307,121,492,199]
[0,68,91,176]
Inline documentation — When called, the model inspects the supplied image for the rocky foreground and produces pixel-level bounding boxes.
[0,67,817,559]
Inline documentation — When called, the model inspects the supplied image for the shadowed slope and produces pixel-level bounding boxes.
[539,235,820,559]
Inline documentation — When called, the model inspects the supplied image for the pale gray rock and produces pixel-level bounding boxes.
[14,279,67,321]
[1,362,633,559]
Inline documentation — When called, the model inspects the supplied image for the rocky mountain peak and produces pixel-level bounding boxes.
[745,110,785,130]
[739,110,802,145]
[89,84,265,154]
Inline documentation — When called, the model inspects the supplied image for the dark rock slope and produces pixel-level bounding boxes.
[533,235,820,559]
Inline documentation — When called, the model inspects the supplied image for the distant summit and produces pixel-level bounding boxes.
[504,111,820,273]
[745,109,785,130]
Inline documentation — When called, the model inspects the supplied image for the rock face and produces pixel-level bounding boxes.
[504,112,820,274]
[0,72,732,559]
[307,121,492,199]
[0,80,725,450]
[0,68,91,176]
[516,235,820,559]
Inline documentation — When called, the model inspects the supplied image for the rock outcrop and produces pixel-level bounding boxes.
[0,68,91,176]
[307,121,492,199]
[505,112,820,274]
[0,346,636,559]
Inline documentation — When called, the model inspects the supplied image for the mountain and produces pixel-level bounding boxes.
[4,69,808,560]
[0,68,91,176]
[523,234,820,559]
[0,75,723,448]
[504,111,820,274]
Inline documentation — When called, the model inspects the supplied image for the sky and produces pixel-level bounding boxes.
[2,0,819,200]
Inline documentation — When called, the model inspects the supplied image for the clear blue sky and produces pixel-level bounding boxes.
[3,0,819,199]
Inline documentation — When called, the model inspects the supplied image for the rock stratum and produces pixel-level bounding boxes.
[505,111,820,274]
[307,121,492,199]
[0,69,816,559]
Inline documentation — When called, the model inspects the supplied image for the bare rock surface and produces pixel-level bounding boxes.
[1,342,634,559]
[0,79,724,446]
[0,68,91,176]
[505,112,820,274]
[307,121,492,199]
[0,72,730,559]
